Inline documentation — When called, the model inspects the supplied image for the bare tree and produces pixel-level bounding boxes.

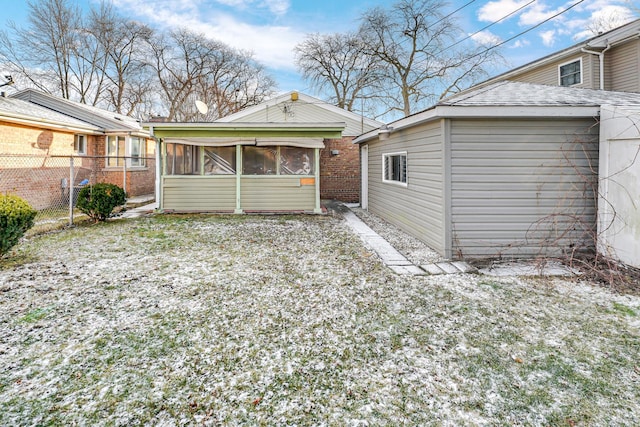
[0,0,83,98]
[358,0,503,117]
[294,31,381,112]
[87,1,154,115]
[148,28,277,122]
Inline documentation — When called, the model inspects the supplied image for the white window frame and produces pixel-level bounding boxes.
[382,151,408,187]
[74,134,86,155]
[106,135,147,168]
[558,58,582,87]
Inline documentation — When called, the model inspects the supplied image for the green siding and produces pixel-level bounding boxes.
[241,177,315,211]
[163,176,236,211]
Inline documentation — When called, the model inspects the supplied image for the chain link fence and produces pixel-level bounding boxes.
[0,154,155,230]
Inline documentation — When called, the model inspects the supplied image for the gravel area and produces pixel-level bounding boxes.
[1,213,639,425]
[349,206,443,265]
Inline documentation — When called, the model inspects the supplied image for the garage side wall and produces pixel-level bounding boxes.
[366,119,446,255]
[449,118,599,259]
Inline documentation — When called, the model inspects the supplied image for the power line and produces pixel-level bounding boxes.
[461,0,587,62]
[438,0,537,55]
[357,0,587,99]
[431,0,478,27]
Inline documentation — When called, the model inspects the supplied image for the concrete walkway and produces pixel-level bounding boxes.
[330,202,476,276]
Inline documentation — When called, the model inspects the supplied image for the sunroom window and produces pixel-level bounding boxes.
[243,146,277,175]
[280,147,314,175]
[204,146,236,175]
[165,143,200,175]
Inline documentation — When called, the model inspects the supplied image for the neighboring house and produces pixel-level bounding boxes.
[0,94,103,209]
[353,81,640,260]
[216,91,382,203]
[147,120,345,213]
[480,18,640,92]
[9,89,155,198]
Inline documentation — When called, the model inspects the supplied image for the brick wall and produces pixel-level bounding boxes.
[320,137,360,203]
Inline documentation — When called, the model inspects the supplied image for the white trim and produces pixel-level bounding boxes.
[353,105,601,144]
[558,57,583,86]
[382,151,408,187]
[361,145,368,209]
[215,91,383,129]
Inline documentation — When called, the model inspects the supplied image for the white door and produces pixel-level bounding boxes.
[361,144,368,209]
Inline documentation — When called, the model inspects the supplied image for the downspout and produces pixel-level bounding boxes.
[582,41,611,90]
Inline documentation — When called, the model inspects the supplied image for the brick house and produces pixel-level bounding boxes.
[215,91,382,203]
[0,89,154,209]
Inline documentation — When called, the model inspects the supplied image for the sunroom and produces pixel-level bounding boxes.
[147,122,345,213]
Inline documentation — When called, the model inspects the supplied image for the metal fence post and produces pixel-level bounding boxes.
[69,156,74,226]
[123,159,127,196]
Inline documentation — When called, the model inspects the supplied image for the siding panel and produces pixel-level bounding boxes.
[366,120,446,254]
[163,176,236,211]
[510,54,596,89]
[450,118,599,258]
[241,177,315,210]
[606,39,640,92]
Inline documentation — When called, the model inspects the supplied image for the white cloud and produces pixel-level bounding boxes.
[214,0,290,15]
[470,30,502,46]
[518,2,566,26]
[109,0,302,71]
[511,39,530,48]
[477,0,533,22]
[572,5,636,40]
[539,29,556,47]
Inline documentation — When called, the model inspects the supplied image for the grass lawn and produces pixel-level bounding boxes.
[1,214,639,425]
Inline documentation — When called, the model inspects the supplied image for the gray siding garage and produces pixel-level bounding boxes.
[356,81,640,260]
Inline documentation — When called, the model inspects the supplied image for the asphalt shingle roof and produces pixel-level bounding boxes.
[440,81,640,107]
[0,95,100,130]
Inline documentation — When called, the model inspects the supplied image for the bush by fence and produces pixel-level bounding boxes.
[0,154,155,227]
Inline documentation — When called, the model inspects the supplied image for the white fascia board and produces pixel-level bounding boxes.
[435,105,600,118]
[145,121,346,130]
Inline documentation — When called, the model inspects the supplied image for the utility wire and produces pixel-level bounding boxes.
[461,0,587,62]
[431,0,478,27]
[437,0,537,55]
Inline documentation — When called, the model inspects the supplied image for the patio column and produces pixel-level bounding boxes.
[314,147,322,214]
[234,144,243,214]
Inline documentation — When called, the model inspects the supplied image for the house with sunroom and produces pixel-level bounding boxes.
[354,81,640,262]
[148,121,344,213]
[478,18,640,92]
[9,89,155,198]
[148,91,382,213]
[216,91,383,203]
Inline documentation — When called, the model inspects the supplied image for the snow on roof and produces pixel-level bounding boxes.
[440,81,640,107]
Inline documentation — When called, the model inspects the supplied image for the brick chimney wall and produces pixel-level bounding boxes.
[320,137,360,203]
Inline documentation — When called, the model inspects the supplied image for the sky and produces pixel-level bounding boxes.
[3,0,639,95]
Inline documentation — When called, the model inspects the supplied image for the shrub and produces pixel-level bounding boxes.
[76,183,126,222]
[0,194,37,257]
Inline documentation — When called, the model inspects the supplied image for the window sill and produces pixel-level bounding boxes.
[382,179,408,188]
